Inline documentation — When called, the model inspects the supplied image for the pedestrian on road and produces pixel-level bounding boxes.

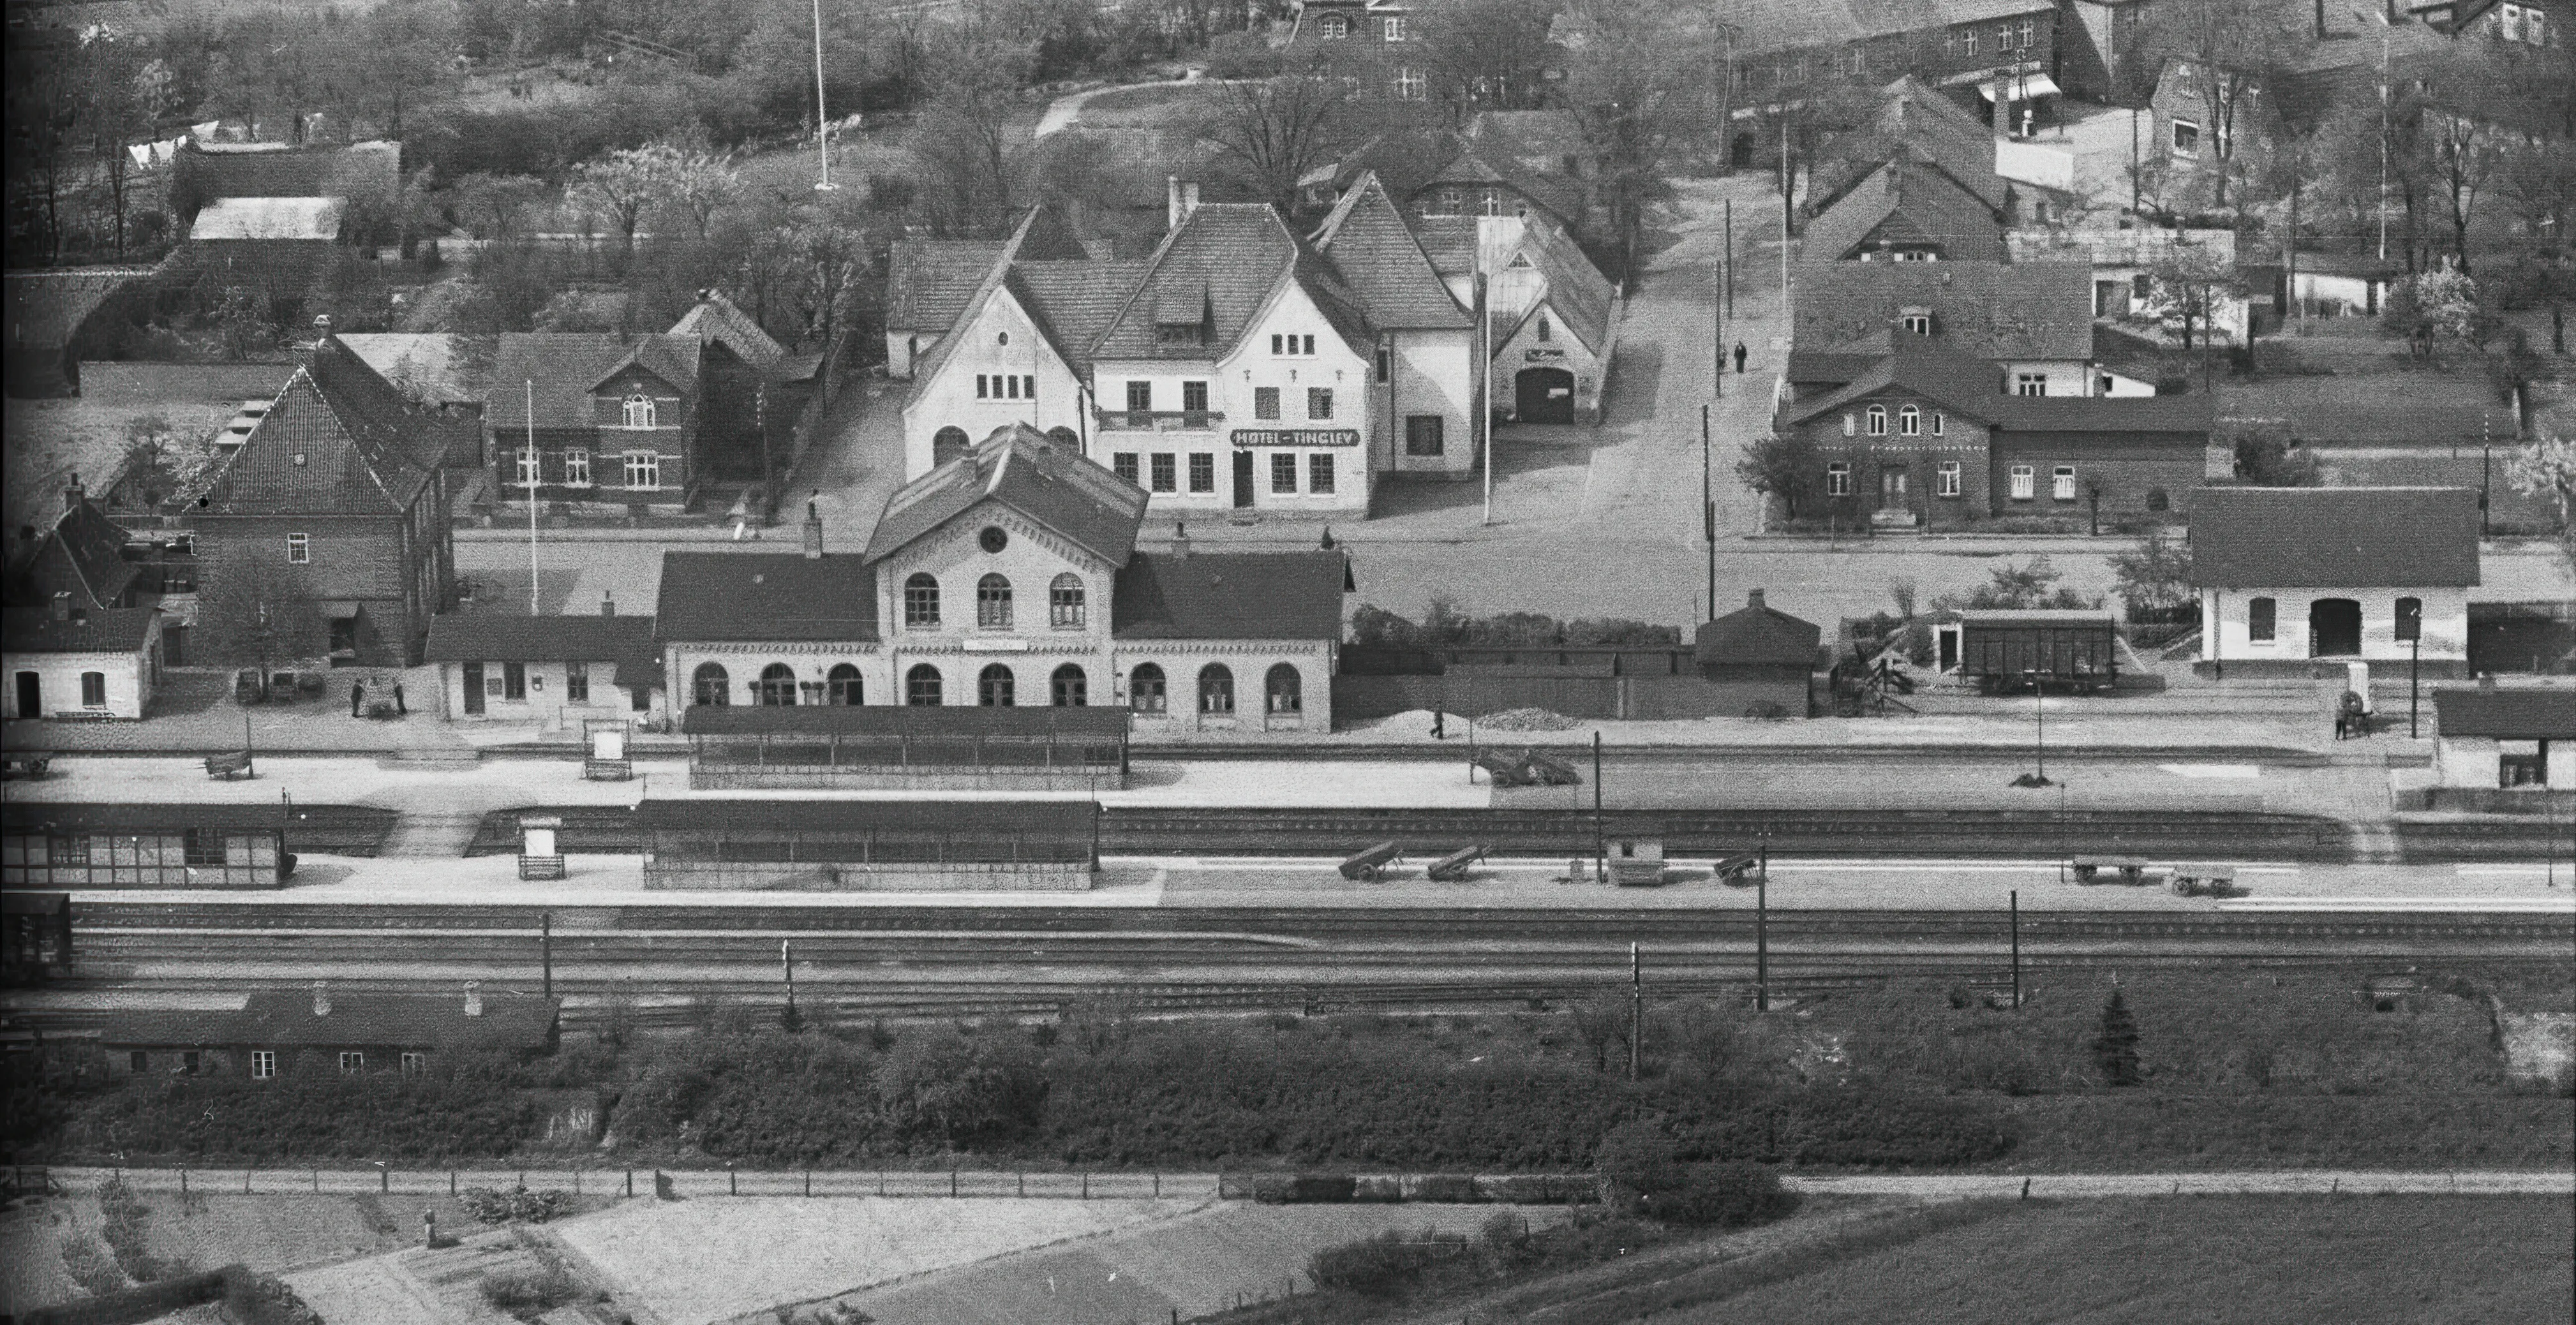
[393,681,406,716]
[1734,342,1748,374]
[350,679,366,718]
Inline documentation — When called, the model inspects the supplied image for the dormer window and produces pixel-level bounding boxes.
[1900,308,1933,336]
[623,394,656,427]
[1155,322,1205,348]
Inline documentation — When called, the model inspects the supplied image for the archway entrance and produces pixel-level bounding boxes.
[1515,367,1575,424]
[2309,598,2362,657]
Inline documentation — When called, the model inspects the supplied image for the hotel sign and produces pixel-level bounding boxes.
[1230,428,1360,448]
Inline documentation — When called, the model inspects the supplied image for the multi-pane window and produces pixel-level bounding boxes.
[1126,380,1152,411]
[1309,454,1336,494]
[1150,453,1177,492]
[287,533,309,563]
[1825,463,1852,496]
[1182,380,1209,413]
[565,660,589,702]
[563,448,590,485]
[1130,663,1166,713]
[2247,596,2277,642]
[1271,334,1315,357]
[906,664,943,705]
[1963,29,1977,56]
[623,395,656,427]
[2009,465,2036,500]
[1902,313,1932,334]
[183,828,224,866]
[339,1052,365,1075]
[1050,574,1086,628]
[1189,452,1216,492]
[1935,461,1962,497]
[251,1050,276,1080]
[975,374,1038,400]
[1112,452,1140,485]
[1405,415,1443,455]
[977,574,1013,629]
[401,1052,427,1076]
[1318,12,1349,37]
[1271,452,1299,493]
[2053,466,2078,501]
[1898,406,1921,436]
[1865,406,1887,436]
[1394,68,1426,100]
[48,834,89,866]
[516,447,542,485]
[1383,15,1406,40]
[904,573,941,628]
[623,452,661,488]
[1307,388,1334,420]
[1254,387,1281,420]
[80,671,107,707]
[2017,374,2048,396]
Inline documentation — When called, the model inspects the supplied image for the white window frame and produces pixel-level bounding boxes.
[1394,68,1427,100]
[1318,12,1350,38]
[1931,411,1945,437]
[1865,406,1887,436]
[1898,405,1921,436]
[401,1051,426,1076]
[339,1051,365,1075]
[1383,15,1408,40]
[250,1049,276,1079]
[1935,461,1962,496]
[285,533,309,564]
[2053,466,2078,501]
[2009,465,2036,500]
[1825,463,1852,496]
[622,451,662,489]
[563,447,591,486]
[2171,119,2201,157]
[1270,451,1299,494]
[1901,313,1932,334]
[2016,374,2048,397]
[516,447,541,486]
[622,394,656,428]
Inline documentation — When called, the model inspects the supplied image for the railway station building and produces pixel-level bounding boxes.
[656,424,1350,734]
[2190,487,2480,678]
[424,609,665,727]
[634,798,1101,892]
[683,704,1129,790]
[1,803,291,889]
[98,984,558,1079]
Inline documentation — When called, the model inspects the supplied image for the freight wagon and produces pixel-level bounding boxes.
[1939,611,2120,693]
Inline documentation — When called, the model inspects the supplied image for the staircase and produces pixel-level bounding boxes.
[378,810,486,859]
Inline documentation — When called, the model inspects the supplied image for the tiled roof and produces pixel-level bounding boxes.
[2188,487,2481,589]
[101,989,558,1053]
[1698,0,2053,54]
[1094,204,1316,361]
[1496,216,1616,355]
[865,424,1148,567]
[2432,686,2576,740]
[486,334,700,431]
[1112,550,1348,640]
[425,612,659,686]
[1695,595,1823,666]
[0,605,156,655]
[1313,172,1471,331]
[669,293,787,375]
[1783,331,2008,424]
[904,209,1091,412]
[1992,393,2214,434]
[1008,260,1152,374]
[1316,132,1471,209]
[1799,158,2006,262]
[337,333,497,408]
[1420,149,1585,230]
[179,140,399,209]
[199,338,443,516]
[654,552,879,643]
[188,196,345,242]
[17,497,140,611]
[887,239,1009,332]
[1464,110,1587,167]
[1812,76,2005,216]
[1413,216,1480,279]
[1794,262,2094,363]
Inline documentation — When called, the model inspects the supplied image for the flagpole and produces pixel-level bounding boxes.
[526,378,539,615]
[813,0,837,191]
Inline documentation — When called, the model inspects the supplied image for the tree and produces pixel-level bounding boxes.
[1939,557,2098,612]
[574,143,683,259]
[2137,0,2289,210]
[2092,989,2142,1086]
[1415,0,1558,119]
[1736,432,1822,520]
[2504,434,2576,576]
[904,19,1040,237]
[1558,0,1713,276]
[2109,531,2196,620]
[665,144,741,241]
[2144,241,2243,351]
[2419,49,2512,276]
[1196,70,1359,216]
[2228,420,2321,487]
[200,554,327,671]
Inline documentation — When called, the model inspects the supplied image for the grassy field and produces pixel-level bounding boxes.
[2313,447,2561,530]
[2219,369,2518,445]
[1661,1195,2575,1324]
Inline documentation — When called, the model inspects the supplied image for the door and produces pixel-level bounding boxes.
[1879,464,1909,509]
[1515,368,1576,424]
[2309,598,2362,657]
[462,662,484,715]
[12,671,36,720]
[163,625,187,667]
[1232,450,1255,508]
[503,662,528,700]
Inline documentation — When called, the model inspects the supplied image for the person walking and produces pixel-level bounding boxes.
[350,679,366,718]
[1733,341,1749,374]
[392,681,406,716]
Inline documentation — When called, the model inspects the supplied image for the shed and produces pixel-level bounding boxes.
[681,704,1130,790]
[2428,685,2576,809]
[1691,588,1822,718]
[1941,610,2119,692]
[1,802,290,889]
[99,984,557,1079]
[1606,822,1666,887]
[635,798,1099,892]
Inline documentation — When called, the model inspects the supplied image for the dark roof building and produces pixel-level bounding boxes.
[2433,686,2576,740]
[865,424,1149,565]
[198,337,450,518]
[100,986,559,1071]
[1112,550,1351,640]
[1695,589,1824,667]
[1092,204,1372,362]
[0,604,159,655]
[425,612,660,689]
[8,481,139,611]
[1792,262,2096,373]
[2189,487,2482,588]
[888,239,1014,337]
[656,552,879,643]
[1799,156,2007,263]
[1311,174,1472,331]
[487,334,701,432]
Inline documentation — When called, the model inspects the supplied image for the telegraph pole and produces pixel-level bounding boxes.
[1755,834,1769,1012]
[2009,890,2022,1009]
[1701,406,1716,622]
[1591,732,1605,883]
[540,912,553,1000]
[812,0,837,191]
[1724,198,1735,320]
[1627,942,1642,1081]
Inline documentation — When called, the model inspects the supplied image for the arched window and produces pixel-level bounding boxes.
[1537,313,1552,343]
[1129,663,1166,713]
[826,663,862,705]
[1930,411,1944,437]
[932,426,970,465]
[977,573,1013,629]
[1898,405,1921,436]
[1265,663,1302,715]
[904,573,941,628]
[905,663,943,706]
[1199,663,1235,715]
[1318,12,1350,37]
[978,663,1016,706]
[692,662,730,707]
[1050,573,1086,628]
[1051,663,1087,706]
[757,662,798,706]
[1842,413,1856,438]
[1865,405,1887,436]
[623,394,655,428]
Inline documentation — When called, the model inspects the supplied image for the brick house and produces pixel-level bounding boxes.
[1775,331,2214,526]
[188,335,458,667]
[99,984,558,1080]
[487,333,703,516]
[1708,0,2062,146]
[1791,261,2119,399]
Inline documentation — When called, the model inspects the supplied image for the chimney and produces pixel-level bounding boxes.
[50,591,71,623]
[312,981,332,1017]
[2314,0,2325,39]
[1167,176,1200,230]
[802,497,824,559]
[463,981,484,1018]
[295,315,331,369]
[600,588,616,617]
[1747,588,1767,611]
[1172,521,1189,559]
[64,471,84,514]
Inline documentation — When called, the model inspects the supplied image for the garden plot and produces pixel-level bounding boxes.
[555,1196,1203,1325]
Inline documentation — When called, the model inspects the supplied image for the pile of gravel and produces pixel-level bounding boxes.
[1477,707,1584,732]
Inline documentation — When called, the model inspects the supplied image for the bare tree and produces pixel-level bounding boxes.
[1416,0,1559,119]
[1560,0,1714,275]
[574,144,683,259]
[2138,0,2289,210]
[905,19,1040,237]
[1197,71,1360,215]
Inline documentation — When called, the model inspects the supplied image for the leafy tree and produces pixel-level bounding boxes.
[2145,242,2242,351]
[1558,0,1713,276]
[2092,989,2142,1086]
[1737,432,1823,519]
[575,143,685,259]
[2228,421,2321,487]
[2504,434,2576,575]
[2134,0,2289,211]
[1415,0,1559,119]
[2109,531,2196,619]
[1942,557,2098,612]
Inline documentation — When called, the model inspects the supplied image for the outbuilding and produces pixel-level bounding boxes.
[3,600,163,721]
[634,798,1099,892]
[1692,589,1822,717]
[2191,487,2480,679]
[1,803,292,889]
[2429,685,2575,811]
[425,610,663,727]
[99,983,557,1079]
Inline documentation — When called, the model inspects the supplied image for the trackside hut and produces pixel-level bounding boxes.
[1693,589,1824,716]
[3,602,163,721]
[2430,685,2575,808]
[2191,487,2480,677]
[100,984,557,1079]
[635,798,1101,892]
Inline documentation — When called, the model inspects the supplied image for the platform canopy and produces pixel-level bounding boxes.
[681,704,1129,739]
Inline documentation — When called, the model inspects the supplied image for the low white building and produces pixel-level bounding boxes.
[2190,487,2480,679]
[423,609,664,727]
[2430,685,2575,810]
[3,599,163,720]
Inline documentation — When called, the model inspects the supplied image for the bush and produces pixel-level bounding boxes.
[1410,1174,1478,1203]
[459,1185,572,1225]
[479,1268,581,1312]
[98,1176,188,1281]
[2094,991,2144,1086]
[1251,1173,1356,1204]
[1307,1229,1452,1296]
[59,1067,548,1162]
[1642,1162,1799,1228]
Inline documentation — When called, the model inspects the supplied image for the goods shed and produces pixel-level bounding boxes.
[682,704,1129,790]
[635,799,1101,892]
[1,803,290,889]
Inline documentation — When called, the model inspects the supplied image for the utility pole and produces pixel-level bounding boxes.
[1627,942,1641,1081]
[1591,732,1605,883]
[540,912,553,1000]
[1712,287,1723,399]
[781,938,797,1018]
[1701,405,1716,623]
[2009,889,2021,1009]
[525,380,539,614]
[1480,266,1493,526]
[812,0,837,191]
[1724,198,1735,320]
[1755,834,1769,1012]
[1778,118,1793,324]
[2408,618,2421,738]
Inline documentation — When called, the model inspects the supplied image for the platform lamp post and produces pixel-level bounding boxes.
[1591,732,1606,882]
[2403,601,2422,737]
[2013,669,2052,787]
[1701,405,1716,622]
[1755,831,1769,1013]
